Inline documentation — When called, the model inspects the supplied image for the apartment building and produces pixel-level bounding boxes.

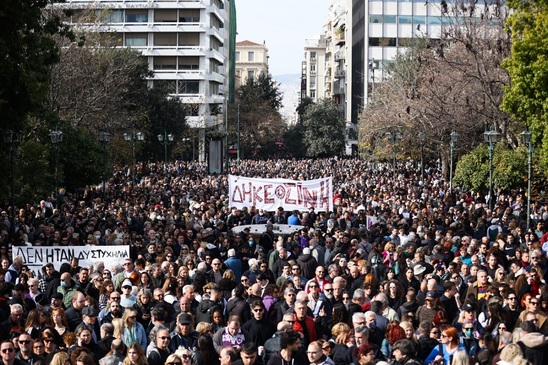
[235,40,269,88]
[301,35,329,103]
[60,0,230,161]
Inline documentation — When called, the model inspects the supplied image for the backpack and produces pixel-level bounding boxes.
[195,299,220,324]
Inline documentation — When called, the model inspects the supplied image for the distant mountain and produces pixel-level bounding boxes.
[274,74,301,124]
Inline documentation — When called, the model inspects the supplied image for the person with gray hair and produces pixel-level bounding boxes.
[276,287,296,323]
[490,331,514,365]
[263,320,293,363]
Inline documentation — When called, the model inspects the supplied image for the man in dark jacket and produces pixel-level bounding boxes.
[296,248,318,279]
[43,264,61,301]
[242,300,276,348]
[169,313,199,352]
[517,320,548,365]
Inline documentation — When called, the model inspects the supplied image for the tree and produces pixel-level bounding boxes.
[228,72,286,158]
[359,0,512,175]
[238,72,284,110]
[302,98,345,157]
[0,0,73,132]
[453,143,527,193]
[501,0,548,169]
[296,97,314,123]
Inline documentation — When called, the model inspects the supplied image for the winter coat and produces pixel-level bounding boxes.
[297,253,318,279]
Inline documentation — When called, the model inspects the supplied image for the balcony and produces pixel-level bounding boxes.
[335,69,346,78]
[334,51,345,61]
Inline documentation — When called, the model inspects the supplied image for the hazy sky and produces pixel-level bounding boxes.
[235,0,332,76]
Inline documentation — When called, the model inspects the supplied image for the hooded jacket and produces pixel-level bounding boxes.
[297,253,318,279]
[517,332,548,365]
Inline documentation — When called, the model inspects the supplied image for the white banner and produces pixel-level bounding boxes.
[13,245,130,277]
[228,175,333,212]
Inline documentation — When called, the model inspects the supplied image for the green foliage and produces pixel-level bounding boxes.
[238,72,283,110]
[502,0,548,168]
[0,0,73,132]
[283,123,307,159]
[17,140,54,205]
[296,97,314,123]
[302,98,345,158]
[57,124,106,192]
[454,144,528,192]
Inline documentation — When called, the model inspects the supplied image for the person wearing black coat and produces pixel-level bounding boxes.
[242,300,276,348]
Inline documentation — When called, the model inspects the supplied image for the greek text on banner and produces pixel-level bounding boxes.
[13,245,130,275]
[228,175,333,212]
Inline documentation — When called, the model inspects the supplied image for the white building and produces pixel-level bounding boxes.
[301,35,328,103]
[235,40,269,88]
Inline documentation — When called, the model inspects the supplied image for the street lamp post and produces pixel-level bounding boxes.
[157,132,174,165]
[385,131,402,179]
[418,131,426,185]
[2,129,21,238]
[124,131,144,188]
[483,129,500,211]
[98,130,110,197]
[449,131,458,191]
[521,129,533,230]
[49,129,63,209]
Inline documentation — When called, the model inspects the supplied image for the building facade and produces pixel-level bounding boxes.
[235,40,269,88]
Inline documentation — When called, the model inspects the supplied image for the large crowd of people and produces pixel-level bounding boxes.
[0,158,547,365]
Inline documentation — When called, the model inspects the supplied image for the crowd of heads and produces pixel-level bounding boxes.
[0,158,547,365]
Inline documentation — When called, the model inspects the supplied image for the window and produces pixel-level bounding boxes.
[248,52,254,61]
[97,10,123,23]
[179,81,199,94]
[125,33,147,47]
[369,15,382,23]
[154,10,177,22]
[153,57,177,70]
[179,33,200,46]
[210,82,219,96]
[154,80,177,94]
[154,33,177,47]
[247,70,255,80]
[310,76,316,88]
[235,52,240,61]
[126,10,148,23]
[179,9,200,23]
[179,57,200,70]
[399,16,413,24]
[310,90,316,98]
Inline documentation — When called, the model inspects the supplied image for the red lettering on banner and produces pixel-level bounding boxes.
[302,187,318,207]
[242,182,253,203]
[284,183,296,205]
[264,185,274,204]
[253,185,264,205]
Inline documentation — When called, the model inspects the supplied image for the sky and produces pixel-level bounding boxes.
[235,0,332,76]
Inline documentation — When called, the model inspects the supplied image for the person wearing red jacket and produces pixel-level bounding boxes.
[292,299,317,347]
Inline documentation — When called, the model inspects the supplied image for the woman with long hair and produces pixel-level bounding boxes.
[386,280,405,310]
[99,279,115,310]
[121,308,148,349]
[51,308,70,337]
[381,321,407,359]
[425,326,465,365]
[196,334,219,365]
[123,343,148,365]
[134,289,154,328]
[25,309,47,339]
[138,271,153,291]
[331,328,355,365]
